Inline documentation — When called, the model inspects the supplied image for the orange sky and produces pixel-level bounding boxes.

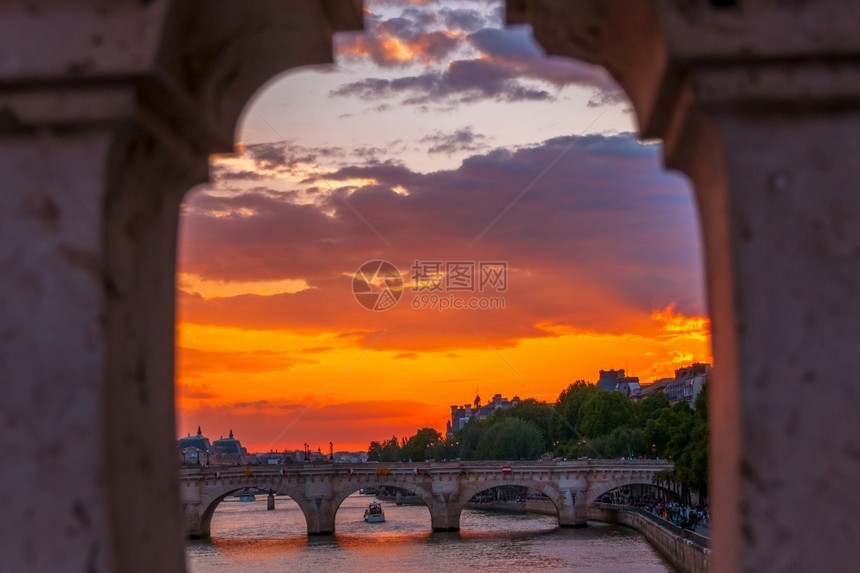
[174,0,712,453]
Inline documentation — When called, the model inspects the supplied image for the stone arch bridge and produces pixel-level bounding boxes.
[180,460,672,537]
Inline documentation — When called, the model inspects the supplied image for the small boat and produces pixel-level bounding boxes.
[364,501,385,523]
[238,492,256,502]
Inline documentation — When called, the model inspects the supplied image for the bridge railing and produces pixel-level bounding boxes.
[180,459,673,475]
[591,502,710,549]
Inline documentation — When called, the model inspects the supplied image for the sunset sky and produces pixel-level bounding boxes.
[175,0,711,453]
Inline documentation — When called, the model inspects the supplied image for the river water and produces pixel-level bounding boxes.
[185,493,673,572]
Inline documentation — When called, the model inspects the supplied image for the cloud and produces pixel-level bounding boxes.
[330,5,625,108]
[178,398,441,451]
[178,133,704,352]
[419,126,488,154]
[177,347,318,377]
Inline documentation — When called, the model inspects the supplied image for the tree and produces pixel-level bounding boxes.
[577,391,637,438]
[474,418,543,460]
[374,436,401,462]
[490,398,555,451]
[637,391,670,424]
[552,380,599,442]
[672,384,709,502]
[367,440,383,462]
[403,427,442,461]
[457,418,486,460]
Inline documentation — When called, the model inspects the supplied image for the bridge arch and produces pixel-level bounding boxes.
[586,476,675,506]
[191,478,314,539]
[452,479,564,531]
[331,479,433,515]
[591,483,680,505]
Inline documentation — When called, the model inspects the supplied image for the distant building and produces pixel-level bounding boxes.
[178,426,212,465]
[178,427,249,466]
[665,363,710,408]
[633,363,710,409]
[447,393,520,438]
[212,429,247,456]
[596,368,641,396]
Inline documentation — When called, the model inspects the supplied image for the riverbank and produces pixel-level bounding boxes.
[589,504,710,573]
[465,499,558,517]
[468,500,709,573]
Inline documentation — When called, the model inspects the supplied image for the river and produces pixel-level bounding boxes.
[185,493,674,572]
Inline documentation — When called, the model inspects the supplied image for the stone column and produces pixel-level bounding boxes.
[509,1,860,570]
[183,503,208,539]
[429,498,462,532]
[0,2,361,572]
[556,488,587,528]
[304,497,337,535]
[304,477,336,534]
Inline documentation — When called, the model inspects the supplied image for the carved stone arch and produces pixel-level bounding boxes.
[587,481,679,506]
[509,2,860,570]
[0,2,361,572]
[197,478,313,536]
[456,479,562,515]
[330,479,435,516]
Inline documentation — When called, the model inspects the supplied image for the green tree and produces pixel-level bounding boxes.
[367,440,383,462]
[474,418,543,460]
[552,380,599,442]
[637,391,671,425]
[672,384,709,502]
[577,391,637,438]
[403,427,442,461]
[432,436,460,460]
[457,418,486,460]
[377,436,401,462]
[491,398,555,451]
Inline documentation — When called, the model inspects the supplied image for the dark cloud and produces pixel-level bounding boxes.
[420,126,488,154]
[441,8,486,32]
[331,59,553,104]
[332,5,625,108]
[179,133,704,352]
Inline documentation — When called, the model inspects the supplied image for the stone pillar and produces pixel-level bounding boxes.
[556,489,587,528]
[304,477,336,534]
[183,503,208,539]
[305,497,336,535]
[509,1,860,570]
[267,492,276,510]
[429,501,462,532]
[430,476,462,531]
[0,2,361,572]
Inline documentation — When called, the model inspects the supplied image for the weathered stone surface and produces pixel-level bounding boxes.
[4,1,860,571]
[508,1,860,571]
[0,2,361,572]
[179,461,671,536]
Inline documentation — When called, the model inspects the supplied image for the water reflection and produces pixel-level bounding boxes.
[186,493,673,573]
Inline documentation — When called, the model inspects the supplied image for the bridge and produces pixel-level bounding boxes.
[180,459,672,537]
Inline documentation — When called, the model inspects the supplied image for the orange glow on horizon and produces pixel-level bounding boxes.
[176,305,712,453]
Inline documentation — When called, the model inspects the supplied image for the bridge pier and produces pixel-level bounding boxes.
[305,497,336,535]
[183,503,209,539]
[557,489,588,528]
[430,502,462,532]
